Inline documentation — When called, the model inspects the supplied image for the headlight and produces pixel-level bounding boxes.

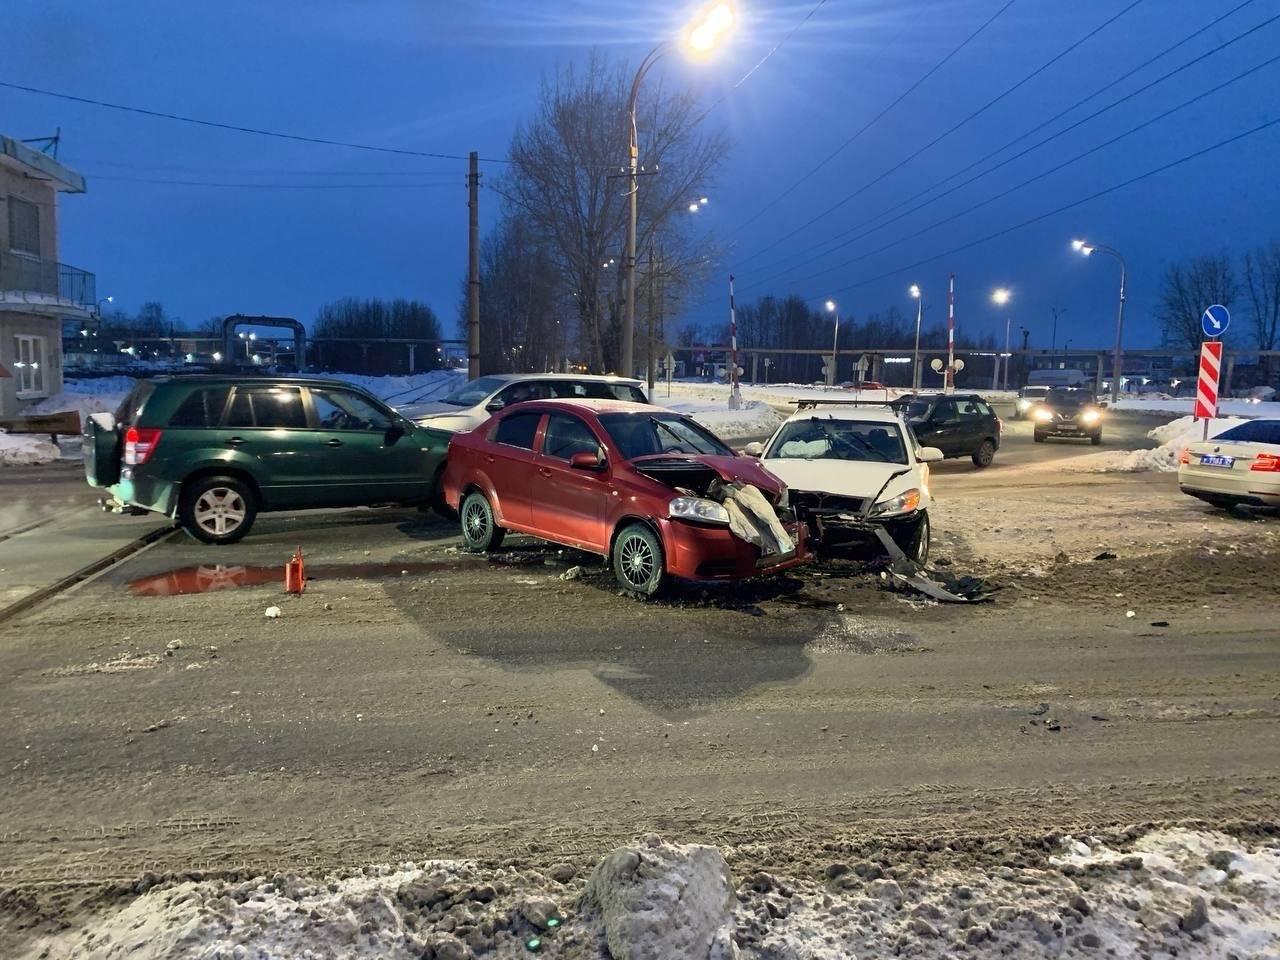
[1080,409,1101,424]
[669,496,731,524]
[1033,408,1054,423]
[871,488,921,517]
[1016,399,1032,412]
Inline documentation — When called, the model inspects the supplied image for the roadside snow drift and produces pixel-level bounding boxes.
[1068,415,1247,473]
[658,400,783,440]
[18,829,1279,959]
[0,431,60,466]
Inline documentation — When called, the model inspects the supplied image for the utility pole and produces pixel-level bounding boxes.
[946,274,956,393]
[646,239,657,392]
[467,151,481,380]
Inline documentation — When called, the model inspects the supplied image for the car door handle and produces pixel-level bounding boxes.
[225,437,246,446]
[484,455,496,464]
[538,467,553,478]
[326,438,343,447]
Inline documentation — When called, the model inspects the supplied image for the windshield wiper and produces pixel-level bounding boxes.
[811,418,890,462]
[650,417,710,455]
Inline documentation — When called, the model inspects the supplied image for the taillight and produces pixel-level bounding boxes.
[1251,453,1280,472]
[1178,447,1191,465]
[124,427,162,465]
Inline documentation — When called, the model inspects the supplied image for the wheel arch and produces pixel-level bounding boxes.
[609,515,666,570]
[178,466,262,515]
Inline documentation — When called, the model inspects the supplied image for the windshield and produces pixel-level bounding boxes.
[439,376,508,407]
[1021,387,1049,399]
[767,417,907,464]
[1045,390,1094,408]
[598,413,733,460]
[1214,420,1280,445]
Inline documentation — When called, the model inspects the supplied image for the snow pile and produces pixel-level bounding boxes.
[0,431,60,466]
[743,829,1280,959]
[664,380,1016,410]
[28,386,131,424]
[1108,396,1280,418]
[659,399,783,440]
[582,839,738,960]
[16,829,1280,960]
[1068,415,1247,473]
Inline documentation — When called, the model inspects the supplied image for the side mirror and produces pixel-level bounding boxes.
[485,399,505,413]
[918,446,944,463]
[569,450,606,471]
[743,442,764,457]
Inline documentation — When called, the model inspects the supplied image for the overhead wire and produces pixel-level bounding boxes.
[83,174,461,189]
[743,8,1280,294]
[728,0,1022,236]
[732,0,1149,269]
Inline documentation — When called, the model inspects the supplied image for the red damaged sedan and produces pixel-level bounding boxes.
[441,399,808,595]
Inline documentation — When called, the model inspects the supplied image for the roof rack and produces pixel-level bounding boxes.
[794,397,912,410]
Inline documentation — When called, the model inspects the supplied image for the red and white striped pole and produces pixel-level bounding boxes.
[728,274,742,409]
[946,273,956,393]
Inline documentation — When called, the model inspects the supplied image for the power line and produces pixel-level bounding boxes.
[734,0,1148,268]
[746,8,1279,292]
[729,0,830,91]
[761,52,1280,296]
[73,159,464,177]
[818,115,1280,302]
[0,78,511,164]
[728,0,1021,236]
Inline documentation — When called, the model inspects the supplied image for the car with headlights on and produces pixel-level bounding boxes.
[441,399,808,595]
[1031,389,1104,444]
[1177,419,1280,510]
[744,401,943,562]
[1013,385,1051,419]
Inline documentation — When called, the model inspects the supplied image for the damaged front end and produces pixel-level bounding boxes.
[633,456,810,582]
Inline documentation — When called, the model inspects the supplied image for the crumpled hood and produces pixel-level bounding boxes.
[397,400,458,420]
[630,454,786,497]
[759,458,915,501]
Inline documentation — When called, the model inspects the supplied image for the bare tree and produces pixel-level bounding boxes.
[499,52,726,372]
[314,298,442,374]
[1242,241,1280,351]
[1156,254,1238,350]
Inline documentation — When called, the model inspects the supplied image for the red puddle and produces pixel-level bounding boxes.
[128,561,458,597]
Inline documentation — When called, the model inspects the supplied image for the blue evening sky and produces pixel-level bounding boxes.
[4,0,1278,351]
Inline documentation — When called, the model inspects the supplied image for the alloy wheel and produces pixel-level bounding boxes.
[618,533,654,588]
[464,499,490,544]
[194,487,246,537]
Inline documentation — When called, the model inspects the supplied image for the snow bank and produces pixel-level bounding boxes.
[659,399,783,440]
[1069,415,1247,473]
[1108,396,1280,418]
[28,386,131,424]
[0,431,61,466]
[324,368,465,403]
[21,829,1279,960]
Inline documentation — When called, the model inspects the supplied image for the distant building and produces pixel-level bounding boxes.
[0,135,95,416]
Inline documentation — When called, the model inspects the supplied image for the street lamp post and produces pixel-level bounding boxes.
[1073,239,1127,404]
[825,299,840,386]
[621,2,734,378]
[909,284,923,391]
[991,287,1012,391]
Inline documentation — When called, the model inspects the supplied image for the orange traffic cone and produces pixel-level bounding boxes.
[285,547,306,594]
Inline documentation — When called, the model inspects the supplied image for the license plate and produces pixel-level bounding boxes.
[1200,455,1234,468]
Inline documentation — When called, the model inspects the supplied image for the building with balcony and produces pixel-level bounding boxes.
[1,134,95,417]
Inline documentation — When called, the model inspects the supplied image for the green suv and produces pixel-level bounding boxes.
[85,375,451,544]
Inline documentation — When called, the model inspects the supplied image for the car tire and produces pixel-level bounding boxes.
[179,475,258,545]
[612,522,666,596]
[459,491,505,552]
[1033,431,1046,443]
[971,439,996,468]
[1091,432,1103,446]
[890,510,930,565]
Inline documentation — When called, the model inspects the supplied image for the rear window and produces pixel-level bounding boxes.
[1214,420,1280,445]
[167,387,230,428]
[225,386,307,429]
[115,381,157,426]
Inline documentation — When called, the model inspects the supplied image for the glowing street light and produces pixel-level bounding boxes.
[621,2,736,379]
[991,288,1013,390]
[1072,237,1127,404]
[991,287,1012,307]
[825,300,840,387]
[909,285,923,390]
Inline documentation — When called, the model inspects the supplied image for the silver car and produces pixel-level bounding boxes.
[394,373,649,432]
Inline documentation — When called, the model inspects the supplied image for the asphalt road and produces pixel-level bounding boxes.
[0,426,1275,889]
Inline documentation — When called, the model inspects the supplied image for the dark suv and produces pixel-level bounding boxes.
[902,394,1002,468]
[84,375,451,544]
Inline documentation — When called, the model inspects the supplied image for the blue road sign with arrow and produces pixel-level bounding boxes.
[1202,304,1230,339]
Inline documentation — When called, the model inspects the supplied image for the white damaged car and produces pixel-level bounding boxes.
[745,401,943,562]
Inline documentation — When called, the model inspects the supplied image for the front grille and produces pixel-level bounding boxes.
[791,491,866,515]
